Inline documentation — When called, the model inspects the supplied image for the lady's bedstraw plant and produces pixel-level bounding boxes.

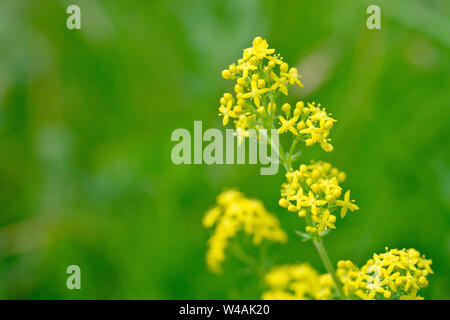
[203,37,433,300]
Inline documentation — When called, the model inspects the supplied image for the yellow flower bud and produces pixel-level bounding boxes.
[324,120,334,130]
[257,106,265,114]
[338,172,346,182]
[311,183,320,193]
[332,188,341,198]
[233,105,242,114]
[279,198,289,208]
[288,204,297,212]
[253,36,263,45]
[297,121,306,130]
[237,77,246,86]
[418,276,428,288]
[281,103,291,116]
[280,62,289,73]
[222,69,231,79]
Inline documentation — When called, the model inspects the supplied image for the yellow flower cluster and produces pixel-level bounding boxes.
[279,161,359,236]
[203,189,287,273]
[281,101,336,152]
[337,248,433,300]
[262,264,334,300]
[219,37,337,147]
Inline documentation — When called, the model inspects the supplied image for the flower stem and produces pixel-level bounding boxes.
[312,239,346,300]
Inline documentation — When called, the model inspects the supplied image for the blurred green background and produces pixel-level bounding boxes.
[0,0,449,299]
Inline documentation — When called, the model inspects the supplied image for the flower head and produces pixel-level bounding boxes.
[262,263,334,300]
[337,248,433,300]
[219,37,306,145]
[279,161,358,236]
[203,189,287,273]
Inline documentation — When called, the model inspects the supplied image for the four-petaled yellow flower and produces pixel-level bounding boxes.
[301,191,327,215]
[335,190,359,218]
[269,71,289,95]
[218,99,235,126]
[278,115,298,135]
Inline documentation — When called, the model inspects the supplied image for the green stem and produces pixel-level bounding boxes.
[312,239,346,300]
[288,137,300,157]
[278,143,290,171]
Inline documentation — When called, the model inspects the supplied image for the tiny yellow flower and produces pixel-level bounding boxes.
[278,115,298,135]
[335,190,359,218]
[269,71,289,95]
[262,264,334,300]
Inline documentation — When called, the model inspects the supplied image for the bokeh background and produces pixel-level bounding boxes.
[0,0,449,299]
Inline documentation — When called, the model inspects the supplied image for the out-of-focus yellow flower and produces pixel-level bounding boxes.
[337,248,433,300]
[203,189,287,273]
[262,264,334,300]
[279,161,358,236]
